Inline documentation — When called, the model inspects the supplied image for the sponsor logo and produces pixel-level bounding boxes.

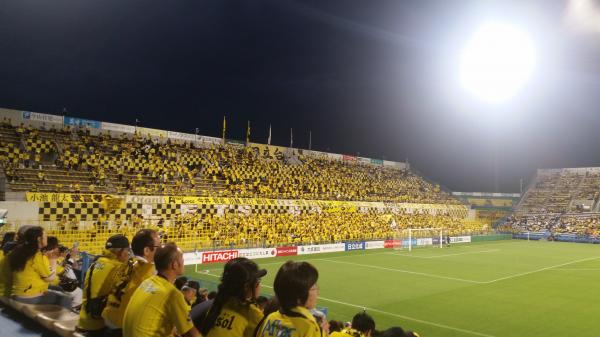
[450,236,471,244]
[365,241,385,249]
[22,111,31,119]
[384,240,401,248]
[202,250,238,263]
[345,242,365,251]
[276,246,298,257]
[125,195,166,204]
[238,248,277,259]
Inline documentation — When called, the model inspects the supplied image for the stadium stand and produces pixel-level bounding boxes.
[498,167,600,240]
[1,119,458,204]
[0,109,483,337]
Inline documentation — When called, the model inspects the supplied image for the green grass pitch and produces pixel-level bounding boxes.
[186,240,600,337]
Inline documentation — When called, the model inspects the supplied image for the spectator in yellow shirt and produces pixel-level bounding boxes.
[78,234,130,337]
[255,261,322,337]
[103,229,160,336]
[329,312,376,337]
[197,257,266,337]
[123,243,199,337]
[8,226,72,308]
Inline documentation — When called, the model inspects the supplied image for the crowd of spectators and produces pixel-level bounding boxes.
[0,226,420,337]
[38,210,485,254]
[500,214,600,237]
[0,120,458,204]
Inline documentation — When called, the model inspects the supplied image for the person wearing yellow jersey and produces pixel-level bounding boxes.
[195,257,266,337]
[103,229,160,337]
[329,312,376,337]
[123,243,199,337]
[78,234,130,337]
[8,226,72,308]
[255,261,322,337]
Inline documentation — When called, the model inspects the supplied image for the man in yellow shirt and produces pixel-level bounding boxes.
[123,243,199,337]
[103,229,160,337]
[78,234,130,337]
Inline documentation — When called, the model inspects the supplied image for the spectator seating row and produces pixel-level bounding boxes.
[0,296,84,337]
[1,121,459,204]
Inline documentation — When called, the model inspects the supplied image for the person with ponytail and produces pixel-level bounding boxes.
[255,261,322,337]
[8,226,72,309]
[198,257,266,337]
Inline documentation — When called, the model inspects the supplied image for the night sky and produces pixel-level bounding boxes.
[2,0,600,193]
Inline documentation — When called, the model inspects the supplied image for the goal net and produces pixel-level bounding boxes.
[394,228,444,251]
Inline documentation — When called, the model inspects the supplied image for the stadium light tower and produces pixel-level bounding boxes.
[458,22,537,103]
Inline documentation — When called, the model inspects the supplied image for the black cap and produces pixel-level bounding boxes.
[105,234,129,249]
[223,257,267,283]
[182,280,201,292]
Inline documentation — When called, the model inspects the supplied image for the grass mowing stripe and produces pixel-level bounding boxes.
[316,258,484,284]
[385,249,499,259]
[200,271,496,337]
[482,255,600,283]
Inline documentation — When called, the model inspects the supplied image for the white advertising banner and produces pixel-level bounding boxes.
[183,251,202,265]
[238,248,278,260]
[102,122,135,134]
[168,131,196,142]
[198,136,222,144]
[22,111,63,124]
[416,238,433,246]
[365,241,385,250]
[297,243,345,255]
[450,236,472,244]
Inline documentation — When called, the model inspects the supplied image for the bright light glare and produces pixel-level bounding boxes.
[459,23,537,103]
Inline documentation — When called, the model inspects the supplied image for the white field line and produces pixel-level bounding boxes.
[316,258,485,284]
[200,271,495,337]
[385,249,499,259]
[481,256,600,283]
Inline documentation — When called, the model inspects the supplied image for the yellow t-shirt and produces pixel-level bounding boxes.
[123,275,194,337]
[255,306,323,337]
[12,251,54,297]
[329,328,364,337]
[78,253,127,331]
[0,254,13,297]
[204,298,263,337]
[103,257,155,328]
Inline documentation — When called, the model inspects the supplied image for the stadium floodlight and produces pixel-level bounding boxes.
[458,22,537,103]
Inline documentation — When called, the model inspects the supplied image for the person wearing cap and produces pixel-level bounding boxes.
[78,234,130,337]
[123,243,200,337]
[255,261,322,337]
[181,280,200,308]
[198,257,266,337]
[103,229,160,337]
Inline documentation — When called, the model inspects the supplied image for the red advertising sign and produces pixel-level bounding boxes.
[201,250,239,263]
[276,246,298,257]
[384,240,401,249]
[342,155,357,161]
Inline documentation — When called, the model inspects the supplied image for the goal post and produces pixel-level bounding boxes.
[394,228,445,251]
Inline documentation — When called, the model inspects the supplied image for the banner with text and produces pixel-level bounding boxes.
[22,111,64,124]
